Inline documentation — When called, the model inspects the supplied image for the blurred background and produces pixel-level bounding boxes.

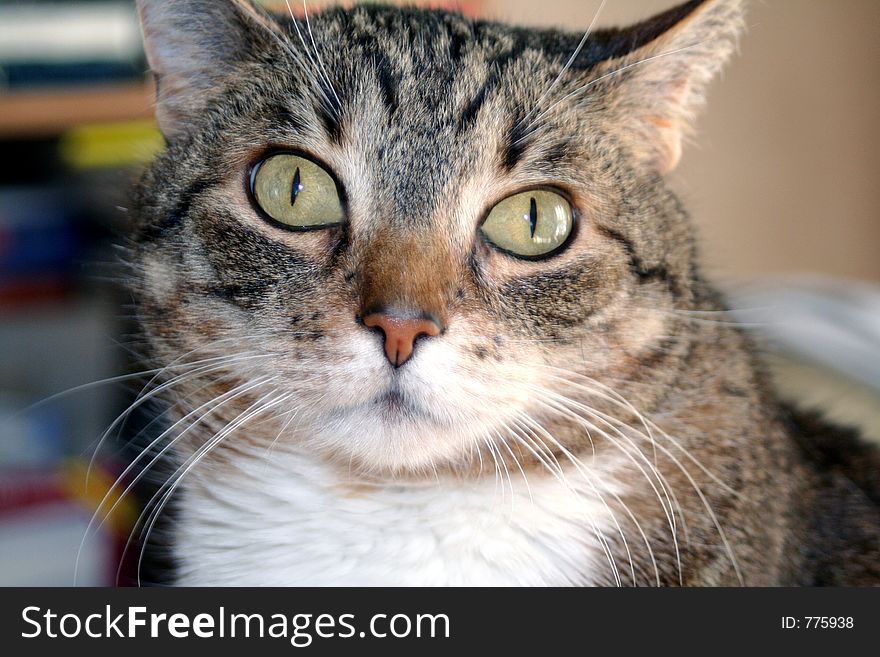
[0,0,877,585]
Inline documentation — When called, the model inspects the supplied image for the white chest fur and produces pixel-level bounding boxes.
[174,450,613,586]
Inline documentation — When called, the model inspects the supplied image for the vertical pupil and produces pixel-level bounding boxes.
[529,197,538,238]
[291,167,304,206]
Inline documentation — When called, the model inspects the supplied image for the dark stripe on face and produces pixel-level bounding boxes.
[138,178,215,242]
[458,81,491,131]
[499,259,613,336]
[457,44,524,132]
[504,113,531,171]
[540,141,573,168]
[446,23,471,63]
[316,104,343,144]
[194,210,314,309]
[596,225,681,297]
[204,280,270,309]
[373,52,399,116]
[631,335,683,375]
[273,104,308,133]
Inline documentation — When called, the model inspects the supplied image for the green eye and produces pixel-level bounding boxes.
[251,153,344,229]
[480,190,574,258]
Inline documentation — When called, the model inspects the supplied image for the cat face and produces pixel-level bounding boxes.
[134,0,743,474]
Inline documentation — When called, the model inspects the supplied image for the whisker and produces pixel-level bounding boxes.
[514,413,630,586]
[85,353,273,486]
[75,375,276,585]
[524,392,680,585]
[524,376,742,584]
[514,0,607,133]
[482,434,504,502]
[132,389,292,586]
[496,424,534,505]
[284,0,341,118]
[513,410,660,586]
[11,341,256,423]
[516,41,707,145]
[302,0,342,110]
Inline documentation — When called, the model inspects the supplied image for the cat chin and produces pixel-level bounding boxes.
[300,403,485,475]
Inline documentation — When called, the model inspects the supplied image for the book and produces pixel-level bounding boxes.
[0,2,145,90]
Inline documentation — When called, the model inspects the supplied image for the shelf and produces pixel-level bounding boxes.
[0,80,155,138]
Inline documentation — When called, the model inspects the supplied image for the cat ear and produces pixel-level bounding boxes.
[595,0,745,174]
[136,0,270,138]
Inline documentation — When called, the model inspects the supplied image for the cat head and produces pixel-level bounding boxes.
[133,0,744,475]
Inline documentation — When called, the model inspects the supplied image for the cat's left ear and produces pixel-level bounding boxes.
[136,0,275,139]
[595,0,745,174]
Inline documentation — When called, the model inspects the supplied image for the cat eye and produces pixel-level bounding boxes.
[250,153,344,229]
[480,190,574,259]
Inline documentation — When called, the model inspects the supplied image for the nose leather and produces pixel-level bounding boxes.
[362,311,442,367]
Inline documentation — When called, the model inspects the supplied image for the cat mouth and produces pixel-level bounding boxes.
[374,387,426,420]
[324,383,427,421]
[380,388,406,409]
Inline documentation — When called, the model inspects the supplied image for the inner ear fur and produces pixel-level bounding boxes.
[136,0,276,139]
[588,0,745,174]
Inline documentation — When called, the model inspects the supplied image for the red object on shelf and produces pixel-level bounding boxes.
[0,469,69,516]
[0,465,126,586]
[0,276,73,310]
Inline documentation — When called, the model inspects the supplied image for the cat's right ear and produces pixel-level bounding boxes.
[583,0,745,175]
[136,0,271,139]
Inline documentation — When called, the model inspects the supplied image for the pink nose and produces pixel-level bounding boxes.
[362,311,442,367]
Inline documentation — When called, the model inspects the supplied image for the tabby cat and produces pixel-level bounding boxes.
[128,0,880,585]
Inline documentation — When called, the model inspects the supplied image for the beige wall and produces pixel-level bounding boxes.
[482,0,880,282]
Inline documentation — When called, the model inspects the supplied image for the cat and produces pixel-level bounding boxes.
[126,0,880,585]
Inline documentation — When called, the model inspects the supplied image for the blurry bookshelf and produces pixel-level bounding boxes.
[0,0,152,586]
[0,1,152,137]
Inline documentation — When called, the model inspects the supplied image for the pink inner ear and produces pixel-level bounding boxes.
[646,77,691,174]
[647,116,681,175]
[597,0,744,176]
